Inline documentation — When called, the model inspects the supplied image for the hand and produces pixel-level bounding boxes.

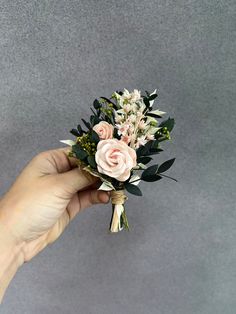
[0,147,110,262]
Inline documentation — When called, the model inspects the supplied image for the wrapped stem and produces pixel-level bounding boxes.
[109,190,129,233]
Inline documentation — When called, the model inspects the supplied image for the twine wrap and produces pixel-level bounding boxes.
[110,190,128,233]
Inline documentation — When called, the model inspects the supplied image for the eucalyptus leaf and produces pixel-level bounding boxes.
[148,94,158,101]
[77,124,84,134]
[159,118,175,132]
[158,158,176,173]
[91,130,100,143]
[143,97,150,108]
[93,99,101,109]
[124,183,142,196]
[148,149,163,155]
[72,145,88,160]
[137,156,152,164]
[142,164,159,178]
[70,129,80,137]
[141,174,162,182]
[100,97,117,109]
[81,119,91,130]
[87,155,97,168]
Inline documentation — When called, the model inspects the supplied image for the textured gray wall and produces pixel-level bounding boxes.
[0,1,235,313]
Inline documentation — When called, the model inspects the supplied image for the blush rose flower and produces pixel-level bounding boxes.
[93,121,114,140]
[95,139,137,182]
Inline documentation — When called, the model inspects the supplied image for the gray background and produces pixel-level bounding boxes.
[0,1,235,313]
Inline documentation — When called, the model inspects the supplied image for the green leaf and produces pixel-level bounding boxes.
[124,183,142,196]
[100,97,117,109]
[87,155,97,168]
[137,156,152,164]
[93,99,101,109]
[70,129,80,137]
[143,97,150,108]
[90,115,95,125]
[81,119,91,130]
[93,116,101,125]
[77,124,84,134]
[148,148,163,155]
[158,158,175,173]
[72,145,88,160]
[136,141,153,157]
[141,174,162,182]
[142,164,159,178]
[148,93,158,101]
[90,107,97,116]
[159,118,175,132]
[90,130,100,143]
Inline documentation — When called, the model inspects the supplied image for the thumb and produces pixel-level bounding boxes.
[55,167,98,196]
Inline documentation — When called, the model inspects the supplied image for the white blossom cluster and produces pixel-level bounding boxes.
[113,89,164,148]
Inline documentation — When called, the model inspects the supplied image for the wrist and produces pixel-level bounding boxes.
[0,203,25,303]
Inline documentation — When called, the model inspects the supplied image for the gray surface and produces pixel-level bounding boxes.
[0,1,235,313]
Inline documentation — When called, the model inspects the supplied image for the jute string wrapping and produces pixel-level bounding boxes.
[110,190,128,233]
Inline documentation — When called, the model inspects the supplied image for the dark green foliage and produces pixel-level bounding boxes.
[148,149,163,156]
[70,129,80,137]
[115,90,123,95]
[141,164,163,182]
[142,164,159,177]
[136,141,153,157]
[100,97,117,109]
[137,156,152,164]
[87,155,97,168]
[136,141,162,157]
[93,116,101,125]
[159,118,175,132]
[148,93,158,101]
[81,119,91,130]
[90,130,100,143]
[158,158,176,173]
[77,124,84,135]
[72,145,88,160]
[143,97,150,108]
[93,99,101,109]
[141,174,162,182]
[124,182,142,196]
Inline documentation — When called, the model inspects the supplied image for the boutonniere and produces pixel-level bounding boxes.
[61,89,176,233]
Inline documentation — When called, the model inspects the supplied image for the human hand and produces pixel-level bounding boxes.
[0,147,110,262]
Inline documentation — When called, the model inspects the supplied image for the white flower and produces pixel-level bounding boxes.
[138,120,147,130]
[116,121,130,136]
[123,103,132,113]
[146,133,155,141]
[135,135,148,148]
[122,88,141,103]
[115,113,124,123]
[129,114,137,123]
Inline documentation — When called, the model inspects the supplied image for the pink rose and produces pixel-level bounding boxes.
[93,121,114,140]
[95,139,137,181]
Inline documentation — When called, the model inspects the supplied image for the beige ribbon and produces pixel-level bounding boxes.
[110,190,128,233]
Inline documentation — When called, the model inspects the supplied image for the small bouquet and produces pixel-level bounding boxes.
[61,89,176,232]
